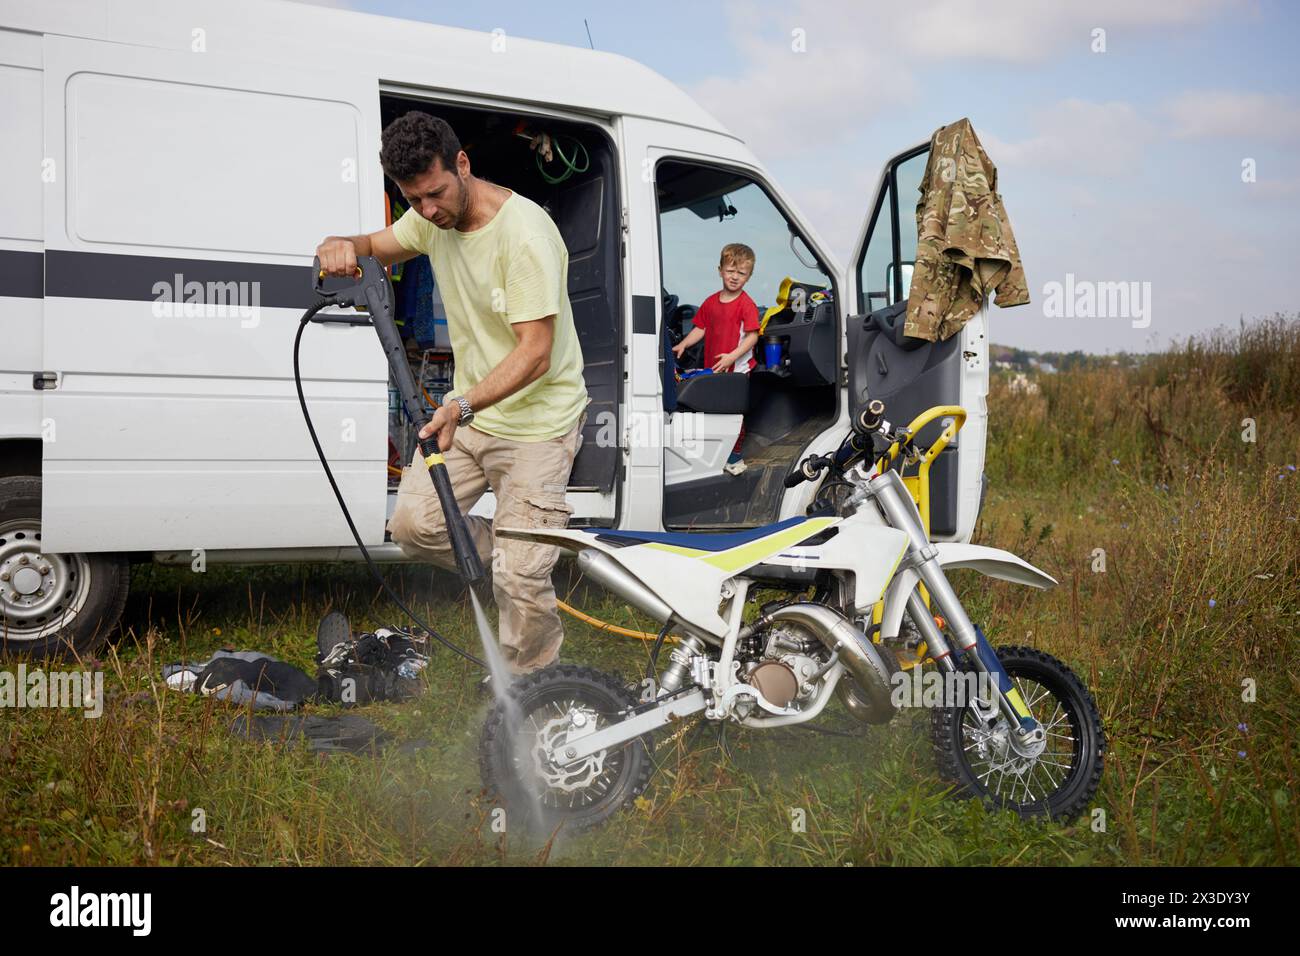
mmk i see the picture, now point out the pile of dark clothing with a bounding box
[160,612,432,754]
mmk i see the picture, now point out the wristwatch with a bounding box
[453,396,475,427]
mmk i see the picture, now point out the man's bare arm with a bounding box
[463,317,555,411]
[315,226,416,275]
[417,317,556,448]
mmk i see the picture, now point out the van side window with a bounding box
[857,148,927,313]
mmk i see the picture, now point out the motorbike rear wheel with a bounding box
[930,645,1104,821]
[479,664,654,832]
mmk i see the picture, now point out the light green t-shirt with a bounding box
[391,190,587,442]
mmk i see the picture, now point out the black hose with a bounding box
[294,305,484,668]
[646,620,672,682]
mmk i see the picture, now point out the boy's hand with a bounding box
[711,352,736,373]
[672,341,687,359]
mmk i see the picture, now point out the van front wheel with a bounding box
[0,476,129,661]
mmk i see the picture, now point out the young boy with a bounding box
[672,243,759,474]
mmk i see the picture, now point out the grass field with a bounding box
[3,316,1298,866]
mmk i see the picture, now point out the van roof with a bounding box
[23,0,736,138]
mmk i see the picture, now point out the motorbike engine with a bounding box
[738,617,828,710]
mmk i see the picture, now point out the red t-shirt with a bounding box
[693,290,761,372]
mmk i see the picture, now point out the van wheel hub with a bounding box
[0,520,90,631]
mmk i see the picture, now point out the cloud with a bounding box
[676,0,1287,353]
[281,0,360,9]
[977,99,1155,177]
[1166,90,1300,141]
[899,0,1243,62]
[688,8,919,156]
[1244,177,1300,198]
[687,0,1240,156]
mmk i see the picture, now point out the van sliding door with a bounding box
[39,36,385,553]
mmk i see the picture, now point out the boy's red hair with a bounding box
[719,243,756,270]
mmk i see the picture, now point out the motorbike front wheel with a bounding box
[930,645,1104,821]
[479,664,654,832]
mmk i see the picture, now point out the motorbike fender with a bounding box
[879,544,1057,641]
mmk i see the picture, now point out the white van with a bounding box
[0,0,989,659]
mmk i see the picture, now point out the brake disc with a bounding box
[530,706,608,794]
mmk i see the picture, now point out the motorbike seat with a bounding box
[588,515,809,552]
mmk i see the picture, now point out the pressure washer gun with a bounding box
[311,255,485,585]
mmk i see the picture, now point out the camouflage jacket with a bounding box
[904,118,1029,342]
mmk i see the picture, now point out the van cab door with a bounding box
[39,35,386,553]
[845,142,989,543]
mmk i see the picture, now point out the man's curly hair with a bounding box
[380,112,462,182]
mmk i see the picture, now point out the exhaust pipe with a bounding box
[576,549,673,623]
[574,555,895,722]
[765,603,897,724]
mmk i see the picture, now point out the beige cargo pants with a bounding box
[386,411,584,674]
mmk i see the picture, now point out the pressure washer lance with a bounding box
[295,255,485,667]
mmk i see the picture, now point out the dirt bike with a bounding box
[481,400,1105,831]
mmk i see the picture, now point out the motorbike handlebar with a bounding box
[783,454,831,488]
[785,399,890,489]
[853,398,887,435]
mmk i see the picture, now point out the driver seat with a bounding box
[674,372,750,414]
[661,289,750,415]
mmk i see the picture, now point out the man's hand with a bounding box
[315,237,360,277]
[314,228,416,273]
[418,403,458,452]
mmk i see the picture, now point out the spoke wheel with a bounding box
[931,645,1104,821]
[480,664,654,832]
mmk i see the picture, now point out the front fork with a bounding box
[869,470,1045,752]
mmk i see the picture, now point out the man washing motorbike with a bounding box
[315,112,588,675]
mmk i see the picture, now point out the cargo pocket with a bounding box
[513,492,574,578]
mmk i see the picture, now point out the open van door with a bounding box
[845,141,989,543]
[39,36,386,553]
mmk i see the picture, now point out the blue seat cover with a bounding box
[583,515,808,553]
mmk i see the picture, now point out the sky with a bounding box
[299,0,1300,354]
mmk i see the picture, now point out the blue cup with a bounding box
[764,338,782,370]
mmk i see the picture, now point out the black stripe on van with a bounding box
[32,250,317,308]
[0,250,44,298]
[46,250,316,308]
